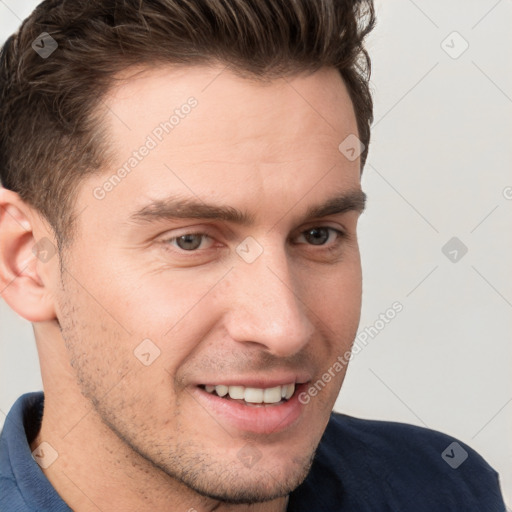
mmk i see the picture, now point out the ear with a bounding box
[0,187,58,322]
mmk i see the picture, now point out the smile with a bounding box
[201,383,295,405]
[194,381,308,434]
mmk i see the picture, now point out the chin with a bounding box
[153,444,316,506]
[184,462,313,505]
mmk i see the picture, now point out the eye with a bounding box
[164,233,214,251]
[295,227,344,246]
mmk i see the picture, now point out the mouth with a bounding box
[193,380,309,434]
[199,383,296,406]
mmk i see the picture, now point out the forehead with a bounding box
[102,63,357,157]
[79,64,360,230]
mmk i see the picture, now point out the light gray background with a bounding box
[1,0,511,506]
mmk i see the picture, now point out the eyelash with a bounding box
[162,227,346,254]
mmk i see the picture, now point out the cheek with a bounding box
[57,276,180,430]
[55,256,158,397]
[56,283,131,394]
[305,258,362,334]
[85,252,225,337]
[58,267,222,401]
[336,267,363,332]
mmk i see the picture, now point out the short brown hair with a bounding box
[0,0,375,248]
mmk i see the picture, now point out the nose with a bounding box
[222,243,315,357]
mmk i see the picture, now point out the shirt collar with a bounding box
[0,392,71,511]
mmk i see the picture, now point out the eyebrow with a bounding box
[129,189,366,226]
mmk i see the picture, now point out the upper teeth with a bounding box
[204,383,295,403]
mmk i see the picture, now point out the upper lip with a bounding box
[196,373,312,389]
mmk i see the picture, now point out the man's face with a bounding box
[54,65,363,502]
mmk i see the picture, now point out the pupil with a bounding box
[177,234,202,250]
[305,227,329,245]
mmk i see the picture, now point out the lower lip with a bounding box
[192,384,307,435]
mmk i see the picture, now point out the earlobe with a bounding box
[0,187,57,322]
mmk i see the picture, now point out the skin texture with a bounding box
[0,64,363,511]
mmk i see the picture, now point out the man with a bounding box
[0,0,506,510]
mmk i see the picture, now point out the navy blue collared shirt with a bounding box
[0,392,506,511]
